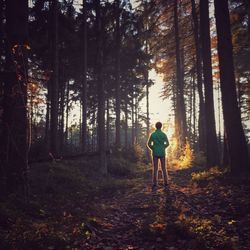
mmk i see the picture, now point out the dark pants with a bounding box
[152,156,168,185]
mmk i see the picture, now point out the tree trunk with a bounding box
[91,110,96,152]
[173,0,187,150]
[106,98,110,148]
[44,84,51,148]
[217,86,222,161]
[214,0,249,172]
[0,0,3,38]
[50,0,59,157]
[191,0,206,152]
[188,74,193,138]
[81,0,87,152]
[222,131,229,167]
[124,92,128,150]
[146,74,150,139]
[192,71,196,146]
[200,0,219,166]
[180,48,187,136]
[0,0,4,78]
[245,0,250,42]
[65,80,70,145]
[4,0,28,192]
[0,2,3,156]
[95,0,107,174]
[115,0,121,148]
[146,80,150,159]
[59,81,65,153]
[144,1,150,158]
[145,34,150,141]
[172,76,178,151]
[135,95,138,145]
[131,88,135,146]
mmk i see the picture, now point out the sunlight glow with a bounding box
[141,69,174,127]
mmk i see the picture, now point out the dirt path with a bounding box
[77,168,250,250]
[80,171,205,250]
[2,165,249,249]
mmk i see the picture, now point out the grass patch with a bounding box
[191,167,226,186]
[0,155,146,249]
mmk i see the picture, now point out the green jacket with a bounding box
[147,129,169,157]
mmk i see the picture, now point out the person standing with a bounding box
[147,122,169,190]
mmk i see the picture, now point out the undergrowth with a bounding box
[0,156,146,249]
[191,166,227,187]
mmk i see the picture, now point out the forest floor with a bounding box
[0,158,250,250]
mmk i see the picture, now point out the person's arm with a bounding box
[147,134,154,150]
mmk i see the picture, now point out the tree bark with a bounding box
[4,0,29,192]
[200,0,219,166]
[134,95,139,145]
[95,0,107,174]
[222,131,229,167]
[180,48,187,136]
[115,0,121,148]
[146,71,150,140]
[145,21,150,141]
[106,98,110,148]
[50,0,59,156]
[217,86,222,161]
[192,71,196,146]
[59,81,65,153]
[131,87,135,146]
[44,83,51,149]
[188,74,193,138]
[173,0,187,150]
[214,0,249,172]
[91,109,96,152]
[191,0,206,152]
[124,92,128,150]
[81,0,87,152]
[245,0,250,42]
[65,80,70,145]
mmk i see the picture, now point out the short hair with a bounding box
[155,122,162,129]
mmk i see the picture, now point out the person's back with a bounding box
[149,129,168,157]
[147,122,169,190]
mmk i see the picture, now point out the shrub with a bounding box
[178,141,194,169]
[168,140,194,169]
[191,166,226,185]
